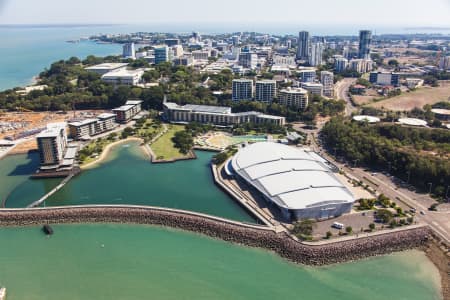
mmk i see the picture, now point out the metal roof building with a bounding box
[229,142,355,220]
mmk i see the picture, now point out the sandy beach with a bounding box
[81,137,146,170]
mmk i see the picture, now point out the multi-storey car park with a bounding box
[227,142,355,220]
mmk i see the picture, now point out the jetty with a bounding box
[27,172,76,208]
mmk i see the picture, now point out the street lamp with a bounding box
[428,183,433,194]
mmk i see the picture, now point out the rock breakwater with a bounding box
[0,206,432,266]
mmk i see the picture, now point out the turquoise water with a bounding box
[0,224,442,300]
[0,152,60,205]
[5,142,256,223]
[0,26,122,91]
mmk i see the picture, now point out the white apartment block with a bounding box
[309,42,324,67]
[301,82,324,96]
[320,71,334,97]
[278,88,309,110]
[68,113,116,140]
[36,123,68,166]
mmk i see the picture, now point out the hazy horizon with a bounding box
[1,0,449,28]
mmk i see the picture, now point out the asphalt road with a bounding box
[311,133,450,243]
[334,78,357,116]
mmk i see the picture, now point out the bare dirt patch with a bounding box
[368,81,450,111]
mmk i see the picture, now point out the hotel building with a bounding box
[36,123,68,167]
[112,100,143,123]
[163,102,285,126]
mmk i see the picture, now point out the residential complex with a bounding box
[301,82,324,96]
[232,79,253,101]
[68,113,116,140]
[320,71,334,97]
[278,88,309,110]
[358,30,372,59]
[154,46,170,64]
[297,69,316,82]
[238,52,258,69]
[309,42,324,67]
[255,80,277,103]
[369,71,400,86]
[36,123,68,167]
[123,43,136,59]
[163,102,285,126]
[112,100,143,123]
[297,31,310,61]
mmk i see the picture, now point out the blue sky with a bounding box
[1,0,449,27]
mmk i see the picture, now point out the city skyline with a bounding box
[0,0,450,27]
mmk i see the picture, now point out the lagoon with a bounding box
[5,142,256,223]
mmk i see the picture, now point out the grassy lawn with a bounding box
[134,119,163,143]
[79,137,113,166]
[151,124,188,160]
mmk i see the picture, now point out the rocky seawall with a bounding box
[0,206,432,266]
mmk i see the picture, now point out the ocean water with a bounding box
[5,142,256,223]
[0,25,123,91]
[1,23,449,91]
[0,224,442,300]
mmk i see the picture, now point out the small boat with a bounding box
[0,287,6,300]
[42,224,54,235]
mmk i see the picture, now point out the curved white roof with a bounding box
[231,142,354,210]
[431,108,450,116]
[398,118,427,127]
[353,115,380,123]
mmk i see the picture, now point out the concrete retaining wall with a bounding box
[0,205,431,266]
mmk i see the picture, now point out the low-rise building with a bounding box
[297,69,316,83]
[68,113,116,140]
[101,68,145,86]
[163,102,285,126]
[369,71,400,86]
[278,87,309,110]
[349,59,373,73]
[85,63,129,75]
[302,82,324,96]
[405,78,424,89]
[112,100,143,123]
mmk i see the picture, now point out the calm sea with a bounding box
[1,23,448,91]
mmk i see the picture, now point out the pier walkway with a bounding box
[27,172,76,208]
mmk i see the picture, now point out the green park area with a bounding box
[150,124,190,160]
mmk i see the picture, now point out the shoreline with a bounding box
[80,137,145,169]
[0,205,433,264]
[0,206,446,298]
